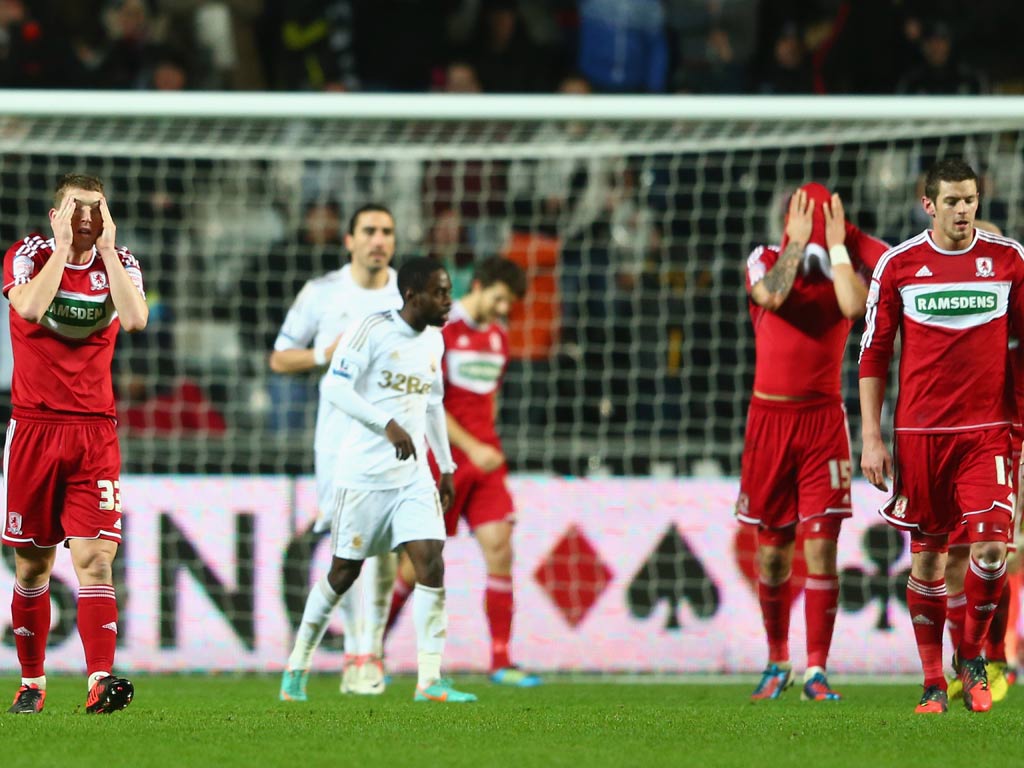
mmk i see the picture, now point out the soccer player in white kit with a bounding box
[274,204,402,700]
[319,257,475,702]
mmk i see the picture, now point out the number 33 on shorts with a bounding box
[98,480,122,512]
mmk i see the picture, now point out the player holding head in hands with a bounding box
[386,257,539,686]
[274,204,403,701]
[738,182,888,702]
[3,174,148,714]
[304,257,475,702]
[860,158,1024,714]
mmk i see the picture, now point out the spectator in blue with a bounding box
[577,0,669,93]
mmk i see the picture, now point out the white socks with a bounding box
[288,577,342,670]
[414,584,447,687]
[361,553,397,659]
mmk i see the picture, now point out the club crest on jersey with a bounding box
[892,495,908,519]
[7,511,22,536]
[89,270,108,291]
[490,332,502,352]
[976,257,995,278]
[734,492,750,517]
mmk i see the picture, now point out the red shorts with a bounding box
[736,399,852,542]
[429,452,514,536]
[2,415,122,548]
[882,428,1013,552]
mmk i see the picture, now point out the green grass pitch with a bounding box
[2,675,1023,767]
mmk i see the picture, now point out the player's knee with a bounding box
[972,542,1007,571]
[74,551,114,584]
[14,555,53,587]
[758,548,791,583]
[482,539,513,574]
[415,552,445,588]
[327,558,362,595]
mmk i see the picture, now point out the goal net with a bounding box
[1,93,1022,673]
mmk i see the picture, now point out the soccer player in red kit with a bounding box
[942,220,1018,704]
[738,182,888,702]
[387,257,538,685]
[860,158,1024,714]
[3,174,148,714]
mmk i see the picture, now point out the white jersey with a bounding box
[273,264,401,456]
[322,310,445,490]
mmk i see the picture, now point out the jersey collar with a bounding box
[925,228,979,255]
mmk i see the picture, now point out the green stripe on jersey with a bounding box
[914,290,998,316]
[45,296,107,326]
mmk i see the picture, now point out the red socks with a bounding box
[11,581,50,678]
[907,576,947,689]
[758,579,791,663]
[804,576,839,669]
[77,585,118,677]
[946,591,966,653]
[485,574,514,671]
[960,558,1008,660]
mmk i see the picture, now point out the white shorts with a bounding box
[329,472,445,559]
[312,449,334,533]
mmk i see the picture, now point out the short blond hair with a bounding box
[53,173,104,209]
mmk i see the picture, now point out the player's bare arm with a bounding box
[8,196,75,323]
[437,472,455,512]
[96,197,148,332]
[385,419,417,461]
[445,411,504,472]
[750,188,813,311]
[824,193,868,319]
[269,333,343,374]
[859,376,893,492]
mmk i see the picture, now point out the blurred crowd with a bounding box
[1,0,1022,95]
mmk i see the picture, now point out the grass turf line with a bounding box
[0,675,1021,768]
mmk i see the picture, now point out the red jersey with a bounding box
[860,228,1024,433]
[441,302,508,457]
[3,234,145,418]
[746,223,888,399]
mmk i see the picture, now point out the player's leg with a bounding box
[385,550,416,636]
[313,458,364,694]
[942,542,970,699]
[737,400,799,700]
[793,402,854,700]
[954,430,1014,712]
[281,486,364,701]
[750,529,796,700]
[353,552,397,694]
[393,475,475,702]
[907,539,950,713]
[4,417,61,713]
[68,538,133,714]
[403,539,474,702]
[7,546,56,714]
[983,577,1012,702]
[801,522,842,701]
[63,420,133,713]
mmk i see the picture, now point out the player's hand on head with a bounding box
[785,188,814,245]
[385,419,417,461]
[824,193,847,249]
[50,195,75,250]
[469,443,505,473]
[438,473,455,512]
[97,197,117,251]
[860,439,893,492]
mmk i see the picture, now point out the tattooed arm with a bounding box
[750,188,814,312]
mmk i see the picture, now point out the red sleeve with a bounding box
[847,223,889,273]
[3,236,44,296]
[1010,246,1024,341]
[859,251,899,379]
[746,245,778,293]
